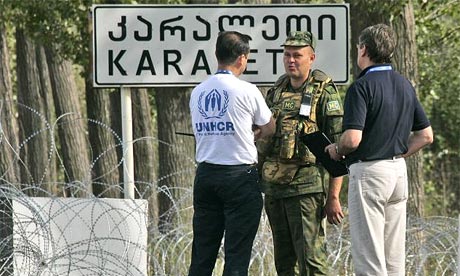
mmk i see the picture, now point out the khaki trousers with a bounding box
[348,158,408,276]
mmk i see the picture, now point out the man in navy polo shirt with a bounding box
[325,24,433,275]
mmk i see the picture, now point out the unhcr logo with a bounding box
[198,89,229,119]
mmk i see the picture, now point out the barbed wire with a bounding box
[0,100,458,275]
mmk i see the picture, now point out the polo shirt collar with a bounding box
[359,64,393,78]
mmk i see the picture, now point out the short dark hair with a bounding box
[215,31,251,65]
[358,24,396,63]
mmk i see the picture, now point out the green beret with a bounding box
[281,31,316,51]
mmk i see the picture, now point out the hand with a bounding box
[324,197,344,225]
[253,125,262,141]
[325,143,343,161]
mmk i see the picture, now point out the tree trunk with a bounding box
[35,44,60,196]
[85,0,121,198]
[349,2,386,78]
[110,90,124,186]
[85,83,121,198]
[131,88,158,231]
[16,29,57,196]
[155,87,195,233]
[0,26,19,185]
[45,47,92,197]
[392,3,426,274]
[391,2,425,219]
[0,25,16,276]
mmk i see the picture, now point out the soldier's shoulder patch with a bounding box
[326,100,340,112]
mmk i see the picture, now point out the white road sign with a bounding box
[92,4,350,87]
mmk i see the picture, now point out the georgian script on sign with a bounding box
[92,5,350,87]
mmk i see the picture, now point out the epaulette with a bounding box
[310,69,331,83]
[310,69,336,95]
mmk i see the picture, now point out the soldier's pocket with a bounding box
[262,161,299,184]
[297,142,316,164]
[279,120,297,159]
[256,136,273,156]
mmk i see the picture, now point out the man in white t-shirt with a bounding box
[188,31,275,276]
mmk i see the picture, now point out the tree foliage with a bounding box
[415,0,460,148]
[1,0,91,67]
[414,0,460,216]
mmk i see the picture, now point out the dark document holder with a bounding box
[301,132,348,177]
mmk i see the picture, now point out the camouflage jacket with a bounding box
[258,70,344,198]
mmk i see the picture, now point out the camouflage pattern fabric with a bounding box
[265,193,328,276]
[258,69,343,199]
[281,31,317,50]
[261,161,298,184]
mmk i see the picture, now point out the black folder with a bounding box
[301,131,348,177]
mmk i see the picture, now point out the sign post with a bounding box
[121,86,135,199]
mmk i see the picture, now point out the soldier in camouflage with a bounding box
[258,31,345,276]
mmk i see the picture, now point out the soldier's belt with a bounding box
[261,160,315,185]
[276,158,315,166]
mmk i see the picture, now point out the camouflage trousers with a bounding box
[265,193,327,276]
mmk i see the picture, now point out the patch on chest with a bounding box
[283,101,297,110]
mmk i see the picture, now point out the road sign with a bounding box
[92,4,350,87]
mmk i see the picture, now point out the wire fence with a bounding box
[0,101,458,275]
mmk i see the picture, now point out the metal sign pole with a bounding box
[121,86,135,199]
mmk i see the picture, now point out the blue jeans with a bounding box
[188,162,263,276]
